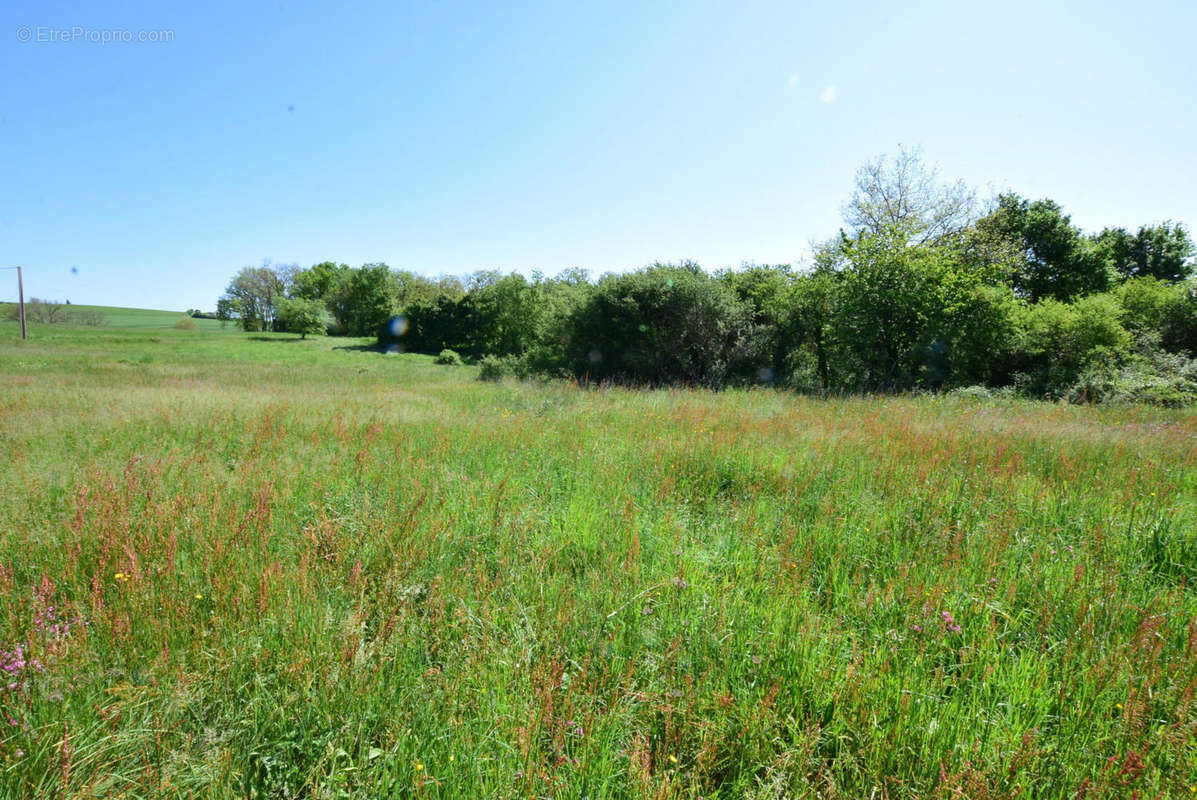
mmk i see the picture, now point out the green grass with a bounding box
[1,323,1195,798]
[2,302,231,330]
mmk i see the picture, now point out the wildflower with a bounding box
[668,754,678,764]
[194,594,203,600]
[415,762,424,771]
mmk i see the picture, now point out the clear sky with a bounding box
[2,0,1194,311]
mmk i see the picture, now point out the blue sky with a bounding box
[2,0,1194,311]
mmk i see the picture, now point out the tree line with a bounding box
[217,149,1196,404]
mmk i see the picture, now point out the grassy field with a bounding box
[2,303,229,331]
[1,321,1195,798]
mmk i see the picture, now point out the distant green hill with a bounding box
[1,302,230,330]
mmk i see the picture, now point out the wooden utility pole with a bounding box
[17,265,26,340]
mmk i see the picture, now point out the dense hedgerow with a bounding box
[212,152,1196,402]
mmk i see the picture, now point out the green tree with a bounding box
[719,264,797,383]
[1094,223,1194,283]
[290,262,349,301]
[276,297,329,339]
[219,265,285,331]
[328,264,399,337]
[831,228,959,389]
[972,194,1110,302]
[562,262,759,386]
[460,271,544,357]
[1013,294,1132,397]
[784,265,840,391]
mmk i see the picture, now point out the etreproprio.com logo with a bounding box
[16,26,175,44]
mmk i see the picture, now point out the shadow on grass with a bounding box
[247,336,310,343]
[332,343,385,353]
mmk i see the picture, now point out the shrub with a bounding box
[947,385,994,401]
[275,297,329,339]
[1014,294,1132,398]
[1069,350,1197,407]
[435,349,463,366]
[70,310,108,326]
[477,355,507,382]
[173,316,199,331]
[561,262,759,386]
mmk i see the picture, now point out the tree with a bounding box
[220,265,285,331]
[561,262,759,386]
[327,264,399,337]
[1094,222,1194,283]
[1013,295,1132,397]
[290,262,349,302]
[15,298,68,324]
[842,147,976,245]
[719,264,798,383]
[830,229,954,389]
[972,194,1110,302]
[461,272,543,357]
[276,297,329,339]
[785,262,839,391]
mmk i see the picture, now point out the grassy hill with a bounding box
[0,327,1195,797]
[1,301,230,330]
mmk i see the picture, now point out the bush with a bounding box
[435,349,463,366]
[70,310,108,326]
[1014,294,1132,397]
[561,263,759,387]
[174,316,199,331]
[947,385,994,401]
[1068,350,1197,407]
[477,355,507,382]
[275,297,329,339]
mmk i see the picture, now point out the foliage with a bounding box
[289,261,349,302]
[459,272,543,357]
[1094,222,1195,283]
[4,300,108,327]
[1013,294,1133,397]
[434,348,462,366]
[560,262,759,386]
[327,264,398,337]
[208,151,1193,404]
[173,316,199,331]
[276,297,330,339]
[829,228,1000,390]
[219,265,285,331]
[6,298,68,324]
[841,146,976,245]
[975,194,1111,301]
[476,353,507,381]
[398,295,471,353]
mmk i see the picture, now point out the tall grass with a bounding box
[1,324,1195,798]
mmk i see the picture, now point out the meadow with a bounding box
[1,321,1195,798]
[2,304,231,332]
